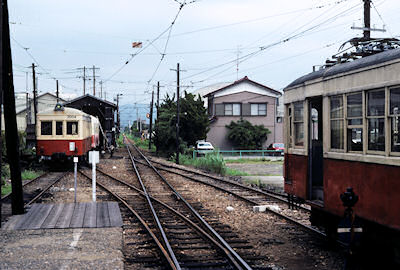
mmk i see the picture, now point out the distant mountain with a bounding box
[119,103,156,128]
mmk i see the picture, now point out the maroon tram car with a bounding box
[283,48,400,261]
[36,105,100,160]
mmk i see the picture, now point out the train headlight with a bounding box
[69,142,76,151]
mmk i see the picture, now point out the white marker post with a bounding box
[73,157,79,203]
[89,151,99,202]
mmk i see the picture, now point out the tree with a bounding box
[154,92,209,156]
[225,119,270,149]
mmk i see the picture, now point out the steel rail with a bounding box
[77,170,177,270]
[1,172,50,202]
[126,138,253,270]
[26,172,69,206]
[131,156,326,238]
[124,139,181,270]
[92,168,244,270]
[148,157,309,211]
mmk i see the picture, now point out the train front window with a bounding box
[330,95,344,150]
[390,88,400,152]
[41,121,52,135]
[67,121,78,135]
[56,121,63,135]
[367,90,385,152]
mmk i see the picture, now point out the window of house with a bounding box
[347,93,363,151]
[56,121,63,135]
[251,103,267,116]
[67,121,78,135]
[41,121,52,135]
[294,102,304,147]
[330,95,344,149]
[367,90,385,151]
[390,88,400,152]
[224,103,240,116]
[277,117,283,123]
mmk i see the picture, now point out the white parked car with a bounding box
[196,141,214,155]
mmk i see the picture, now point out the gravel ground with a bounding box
[102,148,345,269]
[226,162,283,176]
[15,148,344,270]
[0,228,123,270]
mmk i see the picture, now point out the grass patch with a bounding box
[179,152,227,175]
[1,183,11,196]
[225,168,250,176]
[1,169,43,196]
[21,170,43,181]
[118,133,156,152]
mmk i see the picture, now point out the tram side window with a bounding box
[390,88,400,152]
[294,102,304,147]
[367,90,385,151]
[347,93,363,151]
[41,121,52,135]
[287,106,293,148]
[67,121,78,135]
[56,121,63,135]
[330,95,344,149]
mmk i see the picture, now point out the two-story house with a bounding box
[203,76,283,150]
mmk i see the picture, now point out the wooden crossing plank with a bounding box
[2,215,23,230]
[13,204,41,230]
[55,203,75,228]
[83,202,97,228]
[70,203,86,228]
[41,203,65,229]
[25,204,54,229]
[108,202,123,227]
[96,202,110,228]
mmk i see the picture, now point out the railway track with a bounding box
[78,146,257,268]
[1,171,69,223]
[126,140,326,239]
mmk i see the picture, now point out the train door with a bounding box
[308,97,324,202]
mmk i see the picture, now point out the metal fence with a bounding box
[193,149,283,159]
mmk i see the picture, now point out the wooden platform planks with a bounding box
[2,202,122,230]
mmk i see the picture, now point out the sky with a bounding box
[8,0,400,106]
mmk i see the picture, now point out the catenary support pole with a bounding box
[83,66,86,95]
[363,0,371,39]
[176,63,180,164]
[149,90,154,150]
[1,0,24,215]
[156,81,160,155]
[92,65,95,96]
[56,80,59,101]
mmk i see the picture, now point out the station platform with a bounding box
[0,202,124,269]
[2,202,123,230]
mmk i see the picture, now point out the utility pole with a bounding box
[115,94,123,137]
[56,80,59,102]
[83,66,86,95]
[173,63,181,164]
[149,90,154,150]
[1,0,24,215]
[32,63,38,140]
[351,0,385,39]
[136,107,139,130]
[156,81,160,155]
[92,65,96,96]
[100,81,103,99]
[363,0,371,39]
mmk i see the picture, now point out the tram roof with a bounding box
[285,48,400,90]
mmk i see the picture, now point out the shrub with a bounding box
[179,152,226,175]
[225,119,271,149]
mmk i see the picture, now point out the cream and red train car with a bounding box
[283,49,400,252]
[36,104,100,159]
